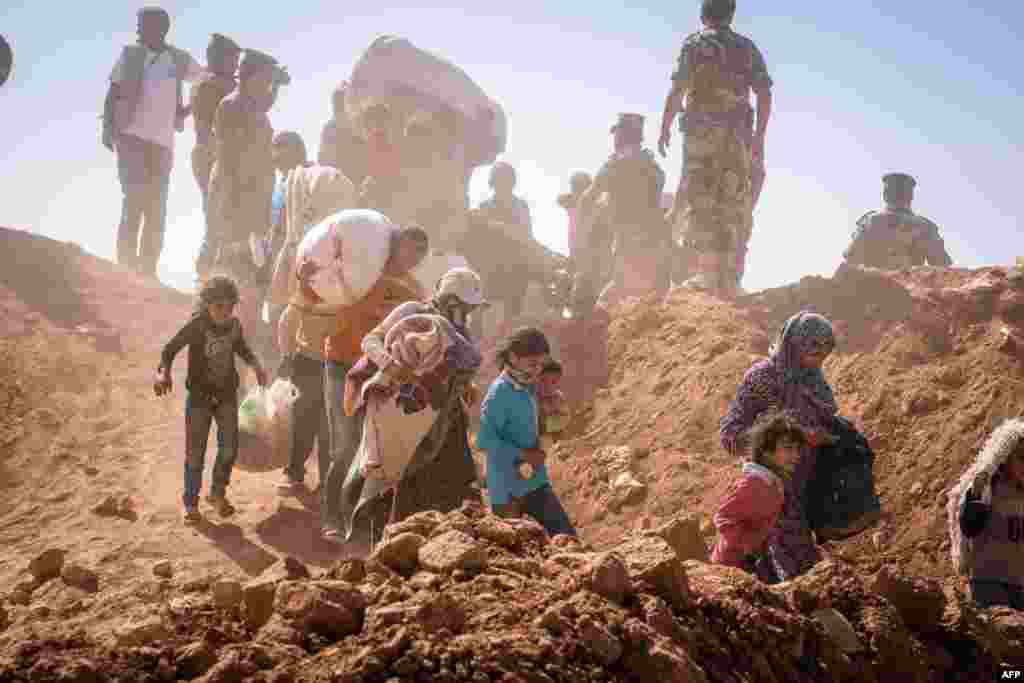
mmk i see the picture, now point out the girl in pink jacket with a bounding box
[712,410,808,581]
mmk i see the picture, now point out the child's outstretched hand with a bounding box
[154,369,172,397]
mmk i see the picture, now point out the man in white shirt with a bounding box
[102,7,203,277]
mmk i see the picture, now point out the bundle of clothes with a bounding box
[343,313,481,487]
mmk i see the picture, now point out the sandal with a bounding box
[183,506,201,524]
[322,527,345,545]
[207,495,236,517]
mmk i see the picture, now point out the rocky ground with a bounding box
[1,226,1023,680]
[3,502,1021,682]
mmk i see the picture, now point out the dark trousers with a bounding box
[116,134,173,275]
[183,391,238,507]
[494,484,576,538]
[970,580,1024,610]
[321,360,362,530]
[285,354,330,486]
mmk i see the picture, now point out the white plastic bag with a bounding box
[265,378,301,422]
[296,209,395,306]
[238,386,270,435]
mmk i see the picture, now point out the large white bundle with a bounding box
[412,250,470,296]
[346,35,507,168]
[296,209,395,306]
[269,165,357,306]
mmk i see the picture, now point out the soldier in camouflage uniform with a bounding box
[658,0,773,295]
[191,33,242,231]
[843,173,953,270]
[576,113,668,309]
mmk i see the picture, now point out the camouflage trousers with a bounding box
[679,125,754,287]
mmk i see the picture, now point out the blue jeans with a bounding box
[183,391,237,507]
[494,484,576,538]
[321,360,362,530]
[115,133,173,274]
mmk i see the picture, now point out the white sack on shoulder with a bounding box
[296,209,395,306]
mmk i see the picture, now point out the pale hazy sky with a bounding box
[1,1,1020,294]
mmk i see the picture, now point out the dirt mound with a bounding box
[0,503,1014,681]
[1,226,1022,679]
[548,265,1024,588]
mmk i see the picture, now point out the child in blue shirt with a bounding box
[476,327,576,537]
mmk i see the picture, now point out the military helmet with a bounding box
[701,0,736,22]
[882,173,916,192]
[209,33,242,55]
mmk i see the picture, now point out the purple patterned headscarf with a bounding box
[770,311,837,416]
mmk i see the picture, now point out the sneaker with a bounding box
[183,506,201,524]
[207,495,236,517]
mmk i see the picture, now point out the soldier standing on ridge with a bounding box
[575,113,668,309]
[657,0,773,296]
[191,33,242,261]
[842,173,953,270]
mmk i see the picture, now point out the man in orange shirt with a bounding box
[299,224,429,542]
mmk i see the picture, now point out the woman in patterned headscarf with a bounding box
[719,311,838,582]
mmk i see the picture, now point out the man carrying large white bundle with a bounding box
[268,155,355,494]
[293,209,428,541]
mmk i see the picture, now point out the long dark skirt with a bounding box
[341,378,481,544]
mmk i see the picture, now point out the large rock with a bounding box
[274,581,365,640]
[212,579,244,609]
[650,514,707,562]
[382,511,444,541]
[503,516,549,547]
[622,620,708,683]
[868,565,945,633]
[322,559,367,583]
[243,578,279,629]
[617,535,690,608]
[417,530,486,574]
[589,553,631,605]
[28,549,66,582]
[152,560,173,579]
[812,608,863,653]
[370,533,426,575]
[475,515,520,549]
[263,556,310,582]
[114,615,170,647]
[61,564,99,593]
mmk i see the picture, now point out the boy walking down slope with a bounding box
[155,276,268,523]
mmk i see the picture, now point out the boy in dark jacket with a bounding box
[156,276,268,523]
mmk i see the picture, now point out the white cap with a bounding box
[435,267,487,307]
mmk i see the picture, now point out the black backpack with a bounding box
[805,415,882,541]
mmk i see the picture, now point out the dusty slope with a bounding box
[1,227,1022,680]
[0,228,364,606]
